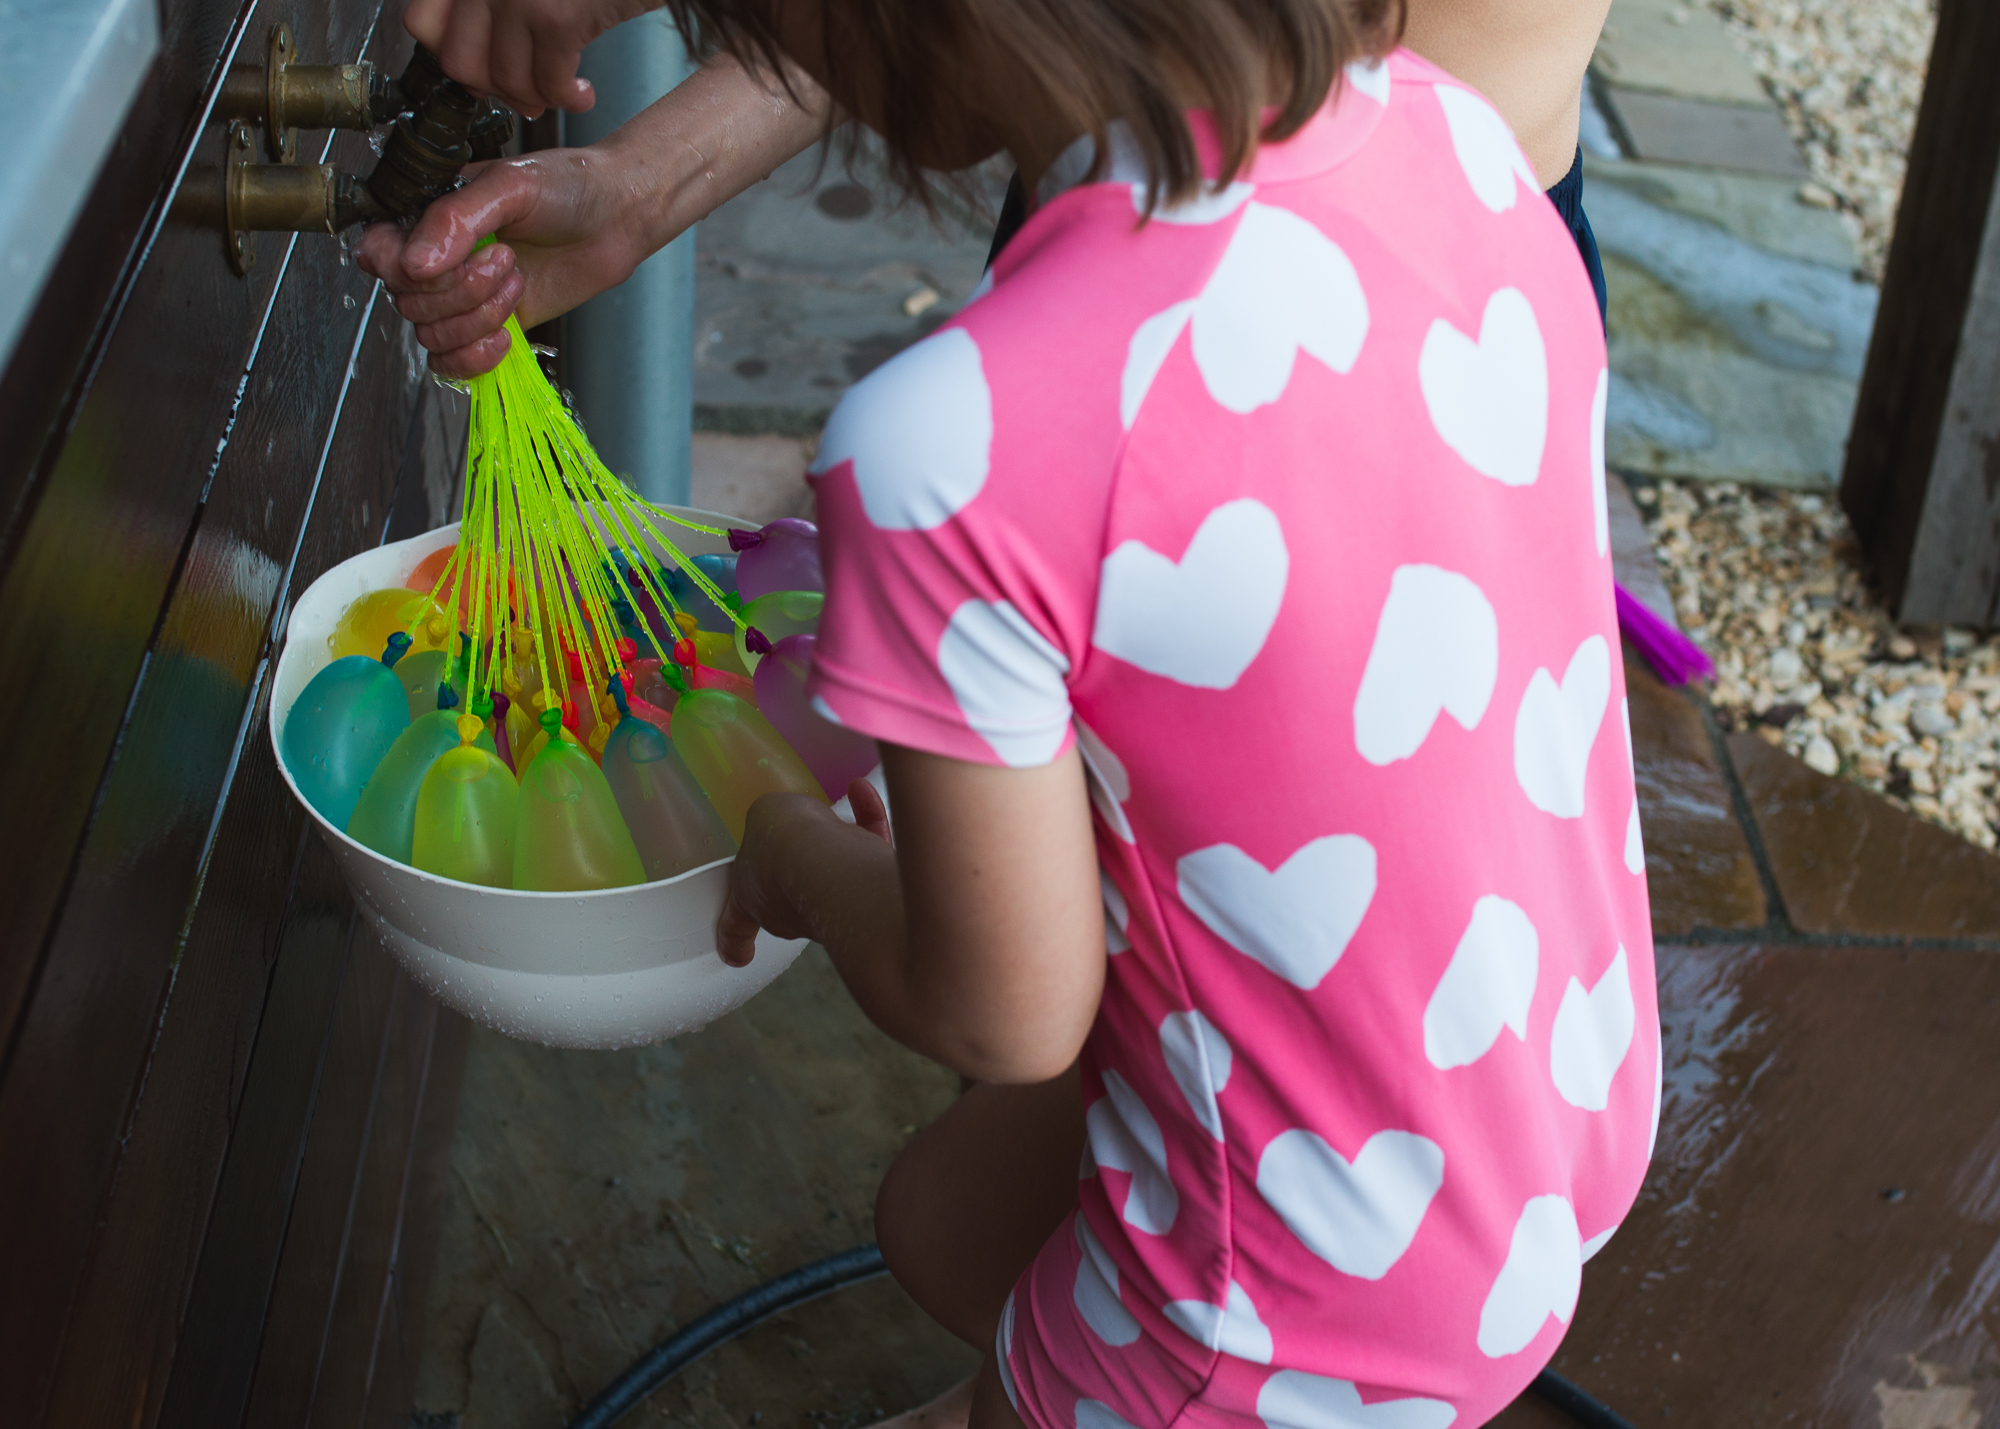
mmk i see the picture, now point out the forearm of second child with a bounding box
[727,749,1106,1084]
[596,50,828,266]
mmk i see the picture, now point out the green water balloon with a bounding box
[668,688,826,841]
[394,648,449,721]
[733,590,823,675]
[347,688,497,864]
[282,634,413,830]
[601,680,735,881]
[413,713,519,887]
[512,708,645,891]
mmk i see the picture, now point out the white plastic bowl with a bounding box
[269,509,809,1049]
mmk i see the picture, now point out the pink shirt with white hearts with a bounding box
[805,49,1658,1429]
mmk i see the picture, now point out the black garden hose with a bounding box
[566,1245,891,1429]
[564,1243,1632,1429]
[1528,1369,1638,1429]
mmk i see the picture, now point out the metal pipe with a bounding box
[563,12,698,506]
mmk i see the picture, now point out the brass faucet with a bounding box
[195,27,516,273]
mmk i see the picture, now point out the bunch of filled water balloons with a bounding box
[279,296,873,892]
[281,516,877,890]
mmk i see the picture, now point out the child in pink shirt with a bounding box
[707,4,1661,1429]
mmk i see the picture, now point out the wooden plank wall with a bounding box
[0,1,470,1424]
[1840,0,2000,628]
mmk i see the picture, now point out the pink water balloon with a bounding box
[731,519,824,602]
[751,634,879,797]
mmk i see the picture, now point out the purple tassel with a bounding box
[728,527,765,552]
[1616,582,1713,686]
[489,690,514,772]
[744,626,773,656]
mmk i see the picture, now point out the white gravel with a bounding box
[1705,0,1937,278]
[1639,478,2000,851]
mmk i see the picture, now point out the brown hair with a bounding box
[661,0,1405,214]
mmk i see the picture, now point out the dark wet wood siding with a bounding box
[0,2,468,1424]
[1841,0,2000,629]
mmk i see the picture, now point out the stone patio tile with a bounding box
[1588,158,1860,270]
[1528,943,2000,1425]
[690,432,816,526]
[692,149,1001,427]
[1587,156,1877,489]
[1728,733,2000,941]
[1600,87,1808,178]
[1593,0,1771,108]
[1628,653,1768,936]
[414,948,971,1428]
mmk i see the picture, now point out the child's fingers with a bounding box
[533,39,594,115]
[716,874,764,967]
[846,777,893,845]
[427,327,515,380]
[401,0,453,49]
[399,163,540,279]
[412,269,525,353]
[390,244,515,323]
[486,19,547,117]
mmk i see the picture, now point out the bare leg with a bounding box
[875,1065,1085,1349]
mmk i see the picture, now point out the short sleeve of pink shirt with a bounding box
[804,51,1659,1429]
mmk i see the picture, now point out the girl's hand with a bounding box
[356,52,830,379]
[717,780,892,966]
[354,149,645,378]
[402,0,664,118]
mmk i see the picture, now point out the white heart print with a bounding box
[1102,869,1132,954]
[1072,1215,1141,1346]
[1549,945,1637,1111]
[1075,718,1136,843]
[1164,1280,1273,1364]
[1120,204,1369,422]
[1477,1195,1582,1357]
[1077,1403,1141,1429]
[1435,84,1537,214]
[1256,1128,1445,1279]
[1178,836,1377,991]
[1137,183,1257,227]
[810,326,993,529]
[1353,565,1499,766]
[1513,634,1611,818]
[1257,1370,1458,1429]
[1160,1010,1233,1139]
[1423,897,1540,1071]
[1420,287,1548,487]
[1094,499,1288,690]
[1085,1070,1180,1234]
[1122,301,1198,428]
[1346,59,1392,107]
[937,600,1073,767]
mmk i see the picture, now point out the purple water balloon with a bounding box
[751,634,877,796]
[733,518,824,602]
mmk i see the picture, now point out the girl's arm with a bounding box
[355,49,826,377]
[719,745,1107,1085]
